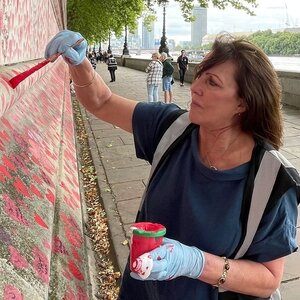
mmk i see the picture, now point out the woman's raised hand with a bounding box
[44,30,87,65]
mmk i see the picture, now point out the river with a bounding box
[268,56,300,72]
[128,52,300,72]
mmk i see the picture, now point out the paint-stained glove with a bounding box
[45,30,87,65]
[130,237,205,281]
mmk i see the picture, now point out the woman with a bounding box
[160,52,174,103]
[45,30,299,300]
[145,52,163,102]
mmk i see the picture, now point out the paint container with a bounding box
[130,222,166,279]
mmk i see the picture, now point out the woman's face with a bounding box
[189,60,245,130]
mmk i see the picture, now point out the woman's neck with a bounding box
[199,126,254,171]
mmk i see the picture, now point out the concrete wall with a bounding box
[277,70,300,108]
[117,56,300,109]
[0,1,93,299]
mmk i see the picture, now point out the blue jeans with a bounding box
[147,84,159,102]
[179,68,186,84]
[162,76,172,91]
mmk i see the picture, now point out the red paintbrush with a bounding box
[8,38,84,89]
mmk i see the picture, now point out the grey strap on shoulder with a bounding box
[150,112,191,179]
[138,112,191,211]
[219,150,282,294]
[233,150,281,259]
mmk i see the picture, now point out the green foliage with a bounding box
[248,30,300,55]
[148,0,258,22]
[67,0,258,44]
[201,43,213,51]
[199,30,300,55]
[67,0,144,43]
[143,14,157,31]
[184,0,257,20]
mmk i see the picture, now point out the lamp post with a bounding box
[107,32,112,54]
[158,0,169,55]
[123,25,130,55]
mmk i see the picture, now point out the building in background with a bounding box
[128,26,141,49]
[191,6,207,47]
[168,39,176,50]
[142,22,155,49]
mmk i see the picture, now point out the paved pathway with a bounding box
[80,62,300,299]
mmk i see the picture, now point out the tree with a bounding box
[67,0,258,44]
[67,0,144,44]
[67,0,111,42]
[146,0,258,22]
[248,30,300,56]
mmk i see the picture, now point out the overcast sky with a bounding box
[153,0,300,43]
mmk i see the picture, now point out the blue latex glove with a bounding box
[131,237,205,281]
[44,30,87,65]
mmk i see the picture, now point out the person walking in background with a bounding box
[104,51,109,64]
[145,52,163,102]
[107,54,117,82]
[177,49,189,86]
[96,51,100,63]
[88,52,97,70]
[161,52,174,103]
[45,30,299,300]
[99,51,104,63]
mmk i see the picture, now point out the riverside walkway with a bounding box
[80,62,300,299]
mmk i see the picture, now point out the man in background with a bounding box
[177,50,189,86]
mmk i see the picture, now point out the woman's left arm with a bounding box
[131,238,284,298]
[200,253,284,298]
[202,185,298,296]
[203,185,298,296]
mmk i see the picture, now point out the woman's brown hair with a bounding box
[195,33,283,150]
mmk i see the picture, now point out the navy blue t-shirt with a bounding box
[118,102,298,300]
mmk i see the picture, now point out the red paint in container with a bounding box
[130,222,166,275]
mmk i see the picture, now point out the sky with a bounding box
[153,0,300,43]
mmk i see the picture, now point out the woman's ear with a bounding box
[237,99,247,114]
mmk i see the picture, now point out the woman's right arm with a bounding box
[70,58,137,133]
[45,30,137,133]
